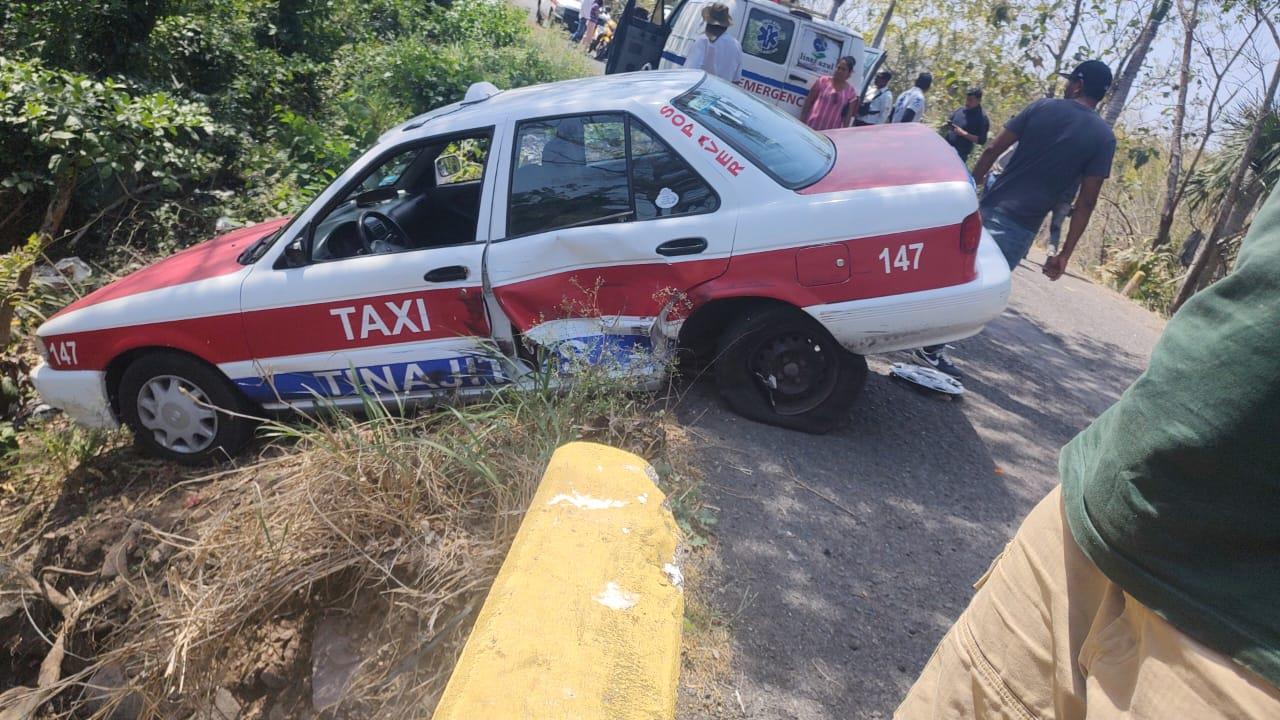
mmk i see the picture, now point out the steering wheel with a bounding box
[357,210,411,254]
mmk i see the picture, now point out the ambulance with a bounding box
[606,0,885,117]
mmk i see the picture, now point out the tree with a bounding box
[1176,104,1280,279]
[1044,0,1087,97]
[870,0,897,48]
[1101,0,1172,125]
[1153,0,1201,247]
[1156,11,1263,252]
[1173,9,1280,310]
[0,58,217,346]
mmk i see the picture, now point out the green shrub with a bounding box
[2,0,597,256]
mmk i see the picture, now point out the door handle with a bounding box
[789,74,809,83]
[424,265,469,282]
[655,237,708,256]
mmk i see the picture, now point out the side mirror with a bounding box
[435,153,465,181]
[282,237,308,268]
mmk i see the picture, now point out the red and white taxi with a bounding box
[32,72,1010,462]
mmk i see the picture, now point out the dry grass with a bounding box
[0,362,711,718]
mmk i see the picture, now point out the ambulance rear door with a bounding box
[785,18,863,102]
[734,0,809,116]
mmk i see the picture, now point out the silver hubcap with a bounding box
[136,375,218,453]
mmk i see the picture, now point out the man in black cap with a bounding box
[914,63,1114,387]
[973,60,1116,277]
[943,87,990,163]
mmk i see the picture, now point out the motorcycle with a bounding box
[589,14,616,60]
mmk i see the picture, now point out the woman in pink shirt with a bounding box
[800,56,859,131]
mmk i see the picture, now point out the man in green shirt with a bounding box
[895,187,1280,718]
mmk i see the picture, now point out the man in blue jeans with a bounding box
[915,61,1116,377]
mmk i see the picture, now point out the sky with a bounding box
[1125,8,1278,139]
[814,0,1279,144]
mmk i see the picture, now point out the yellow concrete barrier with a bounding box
[432,441,685,719]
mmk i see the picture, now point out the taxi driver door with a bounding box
[235,127,506,408]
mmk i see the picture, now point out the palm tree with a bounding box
[1174,101,1279,294]
[1182,104,1280,216]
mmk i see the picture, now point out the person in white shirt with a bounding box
[685,3,742,83]
[889,72,932,123]
[855,70,894,126]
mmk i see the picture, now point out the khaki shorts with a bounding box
[895,486,1280,720]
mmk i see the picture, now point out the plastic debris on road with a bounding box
[889,362,965,396]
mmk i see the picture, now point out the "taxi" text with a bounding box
[329,298,431,341]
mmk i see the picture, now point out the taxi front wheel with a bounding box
[118,352,255,465]
[714,307,868,434]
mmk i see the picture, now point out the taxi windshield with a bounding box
[673,76,834,190]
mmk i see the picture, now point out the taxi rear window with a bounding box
[673,76,834,190]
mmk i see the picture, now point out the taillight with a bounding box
[959,211,981,253]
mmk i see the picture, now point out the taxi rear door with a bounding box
[482,110,735,363]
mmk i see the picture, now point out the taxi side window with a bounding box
[508,114,718,237]
[509,114,631,237]
[742,9,795,65]
[629,120,719,220]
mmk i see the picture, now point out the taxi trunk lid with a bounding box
[798,123,982,290]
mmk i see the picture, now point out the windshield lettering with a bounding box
[673,77,834,189]
[659,105,745,177]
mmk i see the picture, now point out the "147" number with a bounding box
[879,242,924,273]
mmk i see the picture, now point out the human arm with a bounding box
[842,90,858,127]
[951,120,987,144]
[1042,175,1104,280]
[799,77,821,123]
[972,128,1019,188]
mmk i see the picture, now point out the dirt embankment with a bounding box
[1,370,706,719]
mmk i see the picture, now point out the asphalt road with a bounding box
[673,251,1165,719]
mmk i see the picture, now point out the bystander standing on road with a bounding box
[914,61,1116,377]
[579,0,603,49]
[685,3,742,83]
[799,56,859,131]
[943,87,990,163]
[973,60,1115,276]
[896,184,1280,720]
[855,70,894,126]
[888,72,931,123]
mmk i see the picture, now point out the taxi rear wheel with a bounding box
[118,352,254,465]
[714,306,867,434]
